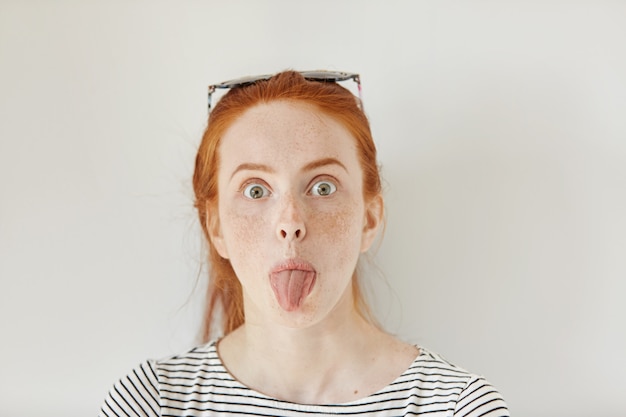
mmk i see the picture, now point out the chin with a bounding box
[271,305,323,328]
[270,298,349,331]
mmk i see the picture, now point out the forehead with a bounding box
[218,100,359,167]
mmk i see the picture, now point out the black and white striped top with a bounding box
[99,342,509,416]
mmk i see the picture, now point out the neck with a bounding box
[216,285,418,405]
[246,306,376,361]
[218,307,386,404]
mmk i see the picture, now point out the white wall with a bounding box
[1,1,625,415]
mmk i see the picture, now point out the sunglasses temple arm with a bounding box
[207,86,216,113]
[355,76,364,110]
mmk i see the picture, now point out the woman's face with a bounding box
[209,100,381,329]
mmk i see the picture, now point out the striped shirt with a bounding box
[99,341,509,416]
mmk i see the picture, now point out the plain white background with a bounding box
[1,1,625,415]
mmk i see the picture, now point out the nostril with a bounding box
[279,228,302,239]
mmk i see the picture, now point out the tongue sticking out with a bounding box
[270,269,316,311]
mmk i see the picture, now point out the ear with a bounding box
[360,194,384,253]
[206,209,229,259]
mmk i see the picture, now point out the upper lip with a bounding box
[270,258,316,274]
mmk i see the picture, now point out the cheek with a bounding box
[317,210,358,239]
[222,212,268,253]
[311,204,364,255]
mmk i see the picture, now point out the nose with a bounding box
[276,195,306,242]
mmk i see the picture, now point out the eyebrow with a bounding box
[230,157,348,180]
[230,163,275,180]
[302,157,348,173]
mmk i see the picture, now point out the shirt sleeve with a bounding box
[453,376,510,417]
[99,360,161,417]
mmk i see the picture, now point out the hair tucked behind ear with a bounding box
[193,70,382,342]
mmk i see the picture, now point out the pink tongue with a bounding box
[270,270,315,311]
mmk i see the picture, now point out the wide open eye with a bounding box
[310,180,337,197]
[243,183,270,199]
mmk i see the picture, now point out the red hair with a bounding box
[193,71,382,342]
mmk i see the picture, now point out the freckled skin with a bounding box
[210,100,377,329]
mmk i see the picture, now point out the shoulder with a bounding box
[151,341,235,385]
[153,341,219,374]
[99,342,238,417]
[99,359,161,417]
[393,346,510,417]
[403,346,477,388]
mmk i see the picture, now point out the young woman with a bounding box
[100,70,509,416]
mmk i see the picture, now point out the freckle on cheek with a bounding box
[322,204,358,236]
[316,207,361,261]
[226,213,262,252]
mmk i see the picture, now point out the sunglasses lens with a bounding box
[300,71,357,82]
[216,74,272,89]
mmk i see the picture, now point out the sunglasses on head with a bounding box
[207,70,362,113]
